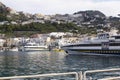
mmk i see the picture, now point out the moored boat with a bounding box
[61,29,120,56]
[22,41,48,51]
[9,47,19,51]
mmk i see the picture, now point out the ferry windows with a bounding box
[65,44,101,47]
[115,36,120,39]
[110,43,120,46]
[112,36,120,39]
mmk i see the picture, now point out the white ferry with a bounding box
[61,30,120,56]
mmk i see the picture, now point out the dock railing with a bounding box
[0,72,82,80]
[0,68,120,80]
[83,68,120,80]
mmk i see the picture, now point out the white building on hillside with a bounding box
[0,39,5,47]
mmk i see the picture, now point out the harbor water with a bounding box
[0,51,120,78]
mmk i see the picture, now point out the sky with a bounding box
[0,0,120,16]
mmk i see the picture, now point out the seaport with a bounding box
[0,29,120,80]
[1,28,120,55]
[0,32,75,52]
[1,0,120,80]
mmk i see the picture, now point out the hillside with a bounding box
[0,2,10,21]
[0,2,120,37]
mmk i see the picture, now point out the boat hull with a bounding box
[62,44,120,56]
[9,47,19,51]
[64,49,120,56]
[23,46,48,52]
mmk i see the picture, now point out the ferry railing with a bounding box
[83,68,120,80]
[0,72,82,80]
[1,68,120,80]
[99,76,120,80]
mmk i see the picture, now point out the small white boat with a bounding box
[9,47,19,51]
[23,42,48,51]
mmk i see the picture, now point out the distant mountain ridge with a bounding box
[0,1,120,34]
[0,2,107,24]
[74,10,106,17]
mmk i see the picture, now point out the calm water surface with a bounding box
[0,51,120,77]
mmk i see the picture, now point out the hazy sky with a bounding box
[0,0,120,16]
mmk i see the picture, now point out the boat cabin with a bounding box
[97,33,109,39]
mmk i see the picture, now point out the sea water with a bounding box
[0,51,120,79]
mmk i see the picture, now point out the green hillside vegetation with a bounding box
[0,13,8,21]
[0,22,97,37]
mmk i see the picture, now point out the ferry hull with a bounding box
[65,49,120,56]
[62,43,120,56]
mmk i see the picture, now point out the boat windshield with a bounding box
[98,33,109,39]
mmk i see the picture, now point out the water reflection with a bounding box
[65,55,120,71]
[0,51,120,77]
[0,52,20,76]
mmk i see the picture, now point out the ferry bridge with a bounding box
[0,68,120,80]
